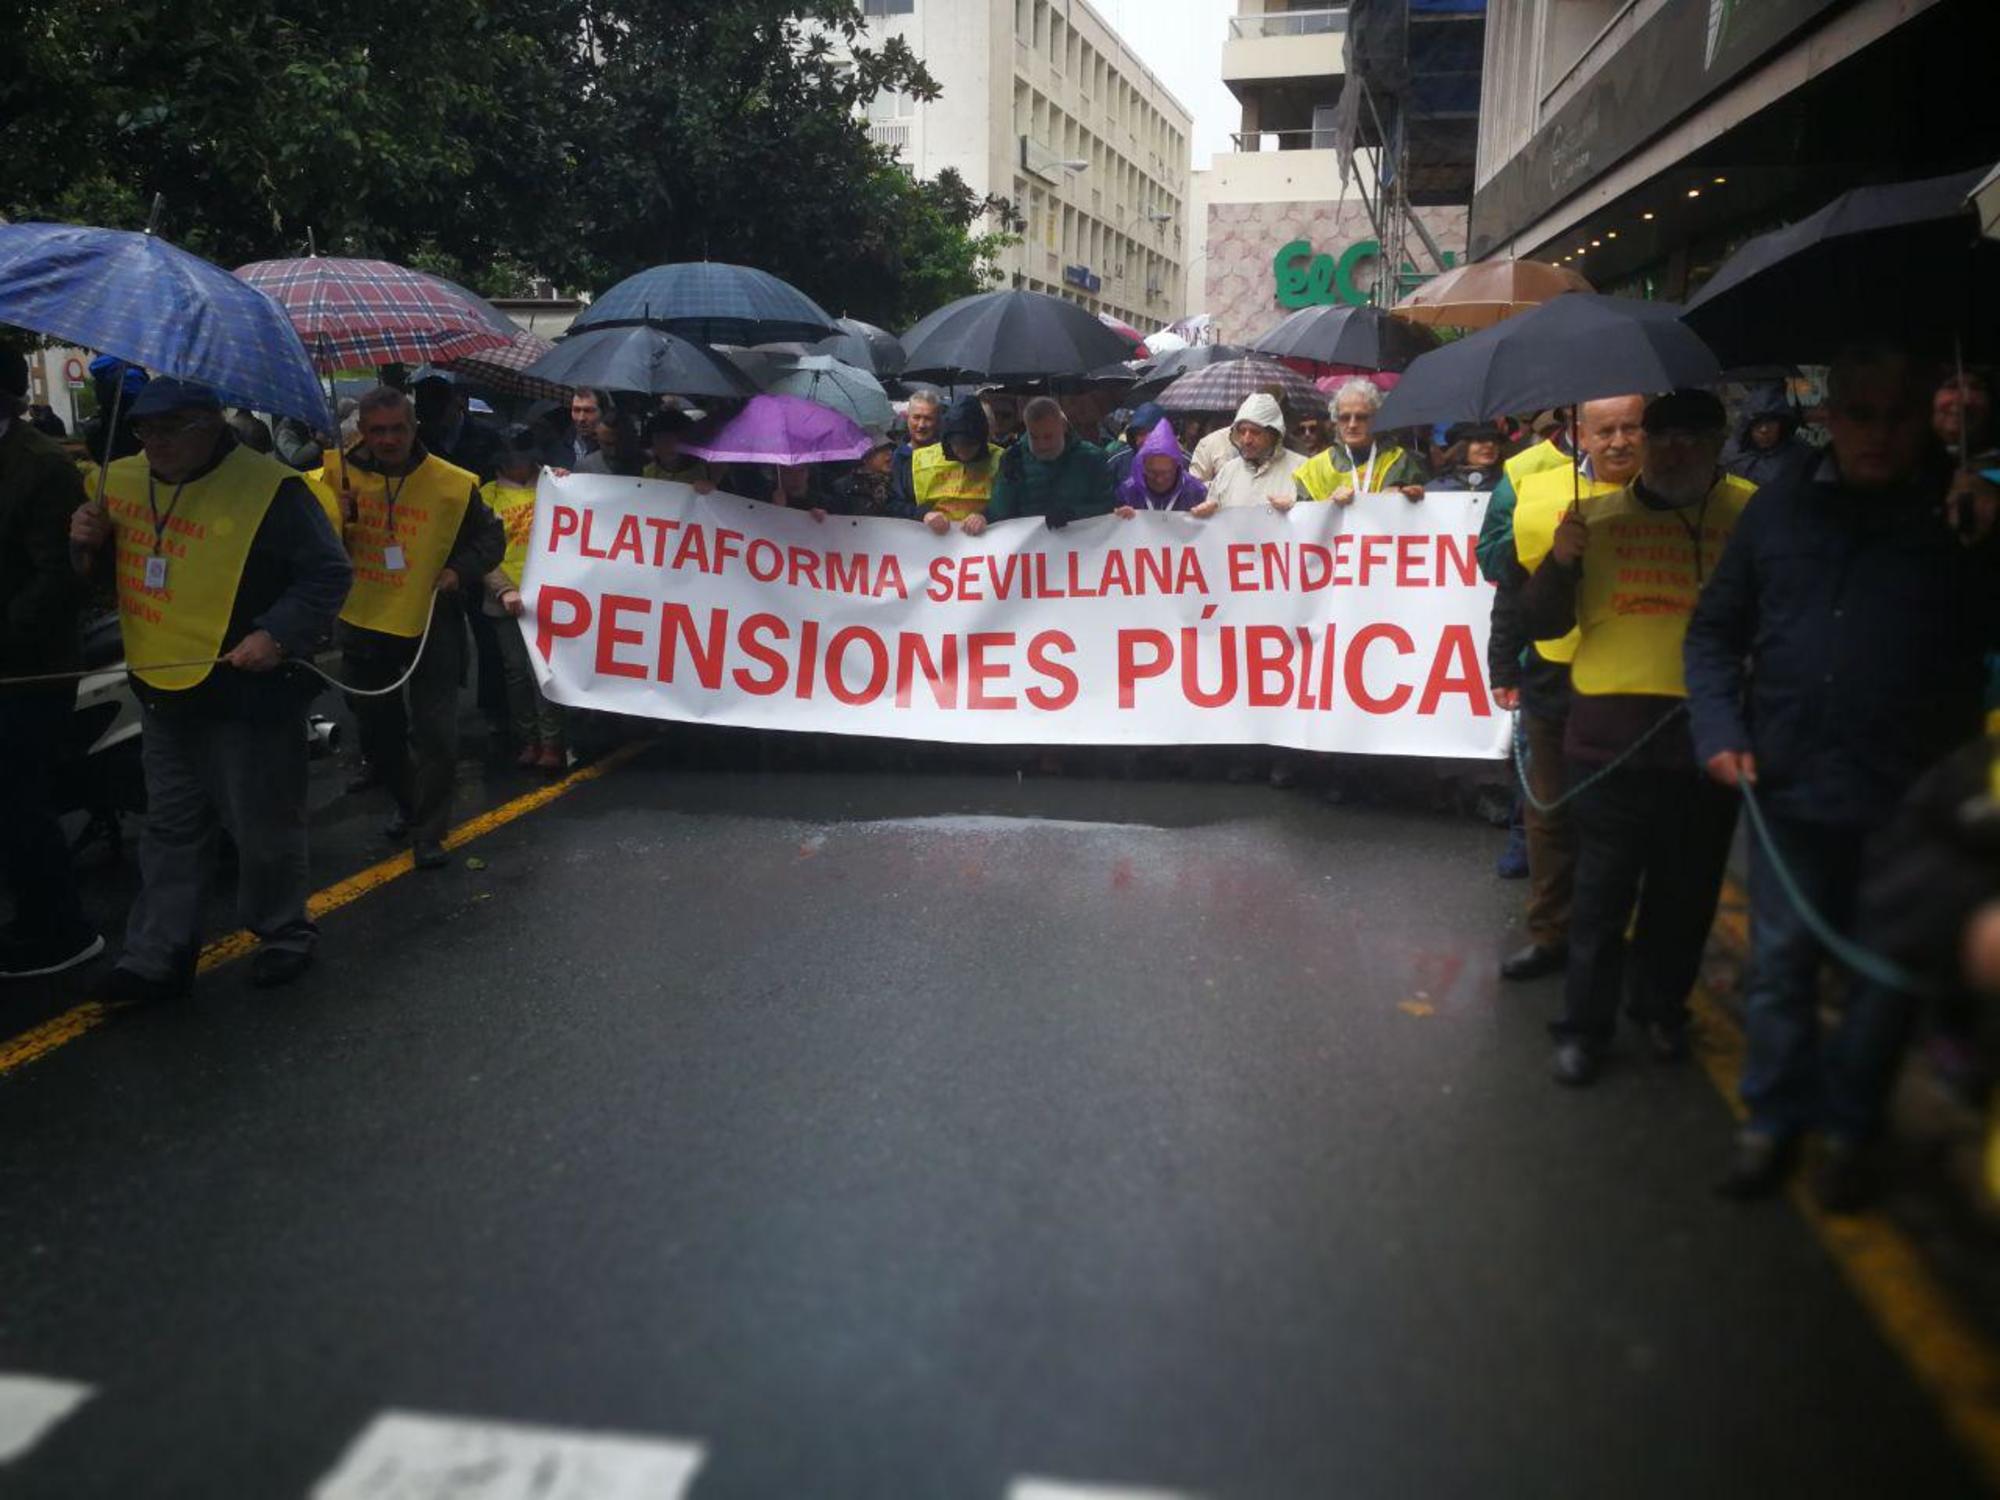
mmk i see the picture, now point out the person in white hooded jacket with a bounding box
[1195,394,1310,515]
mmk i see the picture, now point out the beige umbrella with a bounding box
[1390,258,1593,329]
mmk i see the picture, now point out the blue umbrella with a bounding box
[0,221,328,426]
[524,324,757,399]
[571,261,837,345]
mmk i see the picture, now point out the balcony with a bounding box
[1223,7,1346,90]
[867,120,910,154]
[1210,133,1350,205]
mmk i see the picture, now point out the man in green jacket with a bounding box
[988,396,1114,528]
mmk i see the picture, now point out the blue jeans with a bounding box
[1739,811,1916,1143]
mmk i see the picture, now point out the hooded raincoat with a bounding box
[1114,417,1207,512]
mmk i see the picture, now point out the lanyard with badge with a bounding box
[143,474,188,591]
[381,471,409,573]
[1342,442,1378,495]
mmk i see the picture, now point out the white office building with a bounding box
[858,0,1193,333]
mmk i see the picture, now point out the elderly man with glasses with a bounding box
[1296,378,1427,505]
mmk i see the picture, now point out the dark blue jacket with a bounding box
[1683,456,2000,827]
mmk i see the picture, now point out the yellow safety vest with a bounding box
[1503,437,1571,494]
[1570,475,1758,698]
[482,479,537,590]
[339,452,476,637]
[301,458,348,538]
[1296,442,1414,502]
[101,444,287,692]
[910,442,1001,521]
[1512,464,1624,666]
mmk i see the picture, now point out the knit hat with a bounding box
[1234,392,1285,436]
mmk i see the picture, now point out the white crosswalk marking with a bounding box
[309,1410,705,1500]
[0,1373,93,1465]
[1009,1479,1203,1500]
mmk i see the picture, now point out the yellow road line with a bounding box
[1695,879,2000,1492]
[0,743,643,1079]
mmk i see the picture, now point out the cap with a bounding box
[1643,388,1726,434]
[128,377,223,420]
[1446,420,1504,446]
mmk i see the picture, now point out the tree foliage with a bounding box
[2,0,1014,327]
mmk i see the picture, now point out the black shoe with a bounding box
[249,947,312,989]
[1715,1130,1798,1200]
[101,965,190,1010]
[0,931,106,981]
[1501,942,1567,982]
[382,811,411,842]
[413,840,450,870]
[1643,1019,1691,1063]
[1551,1038,1601,1086]
[1812,1139,1873,1215]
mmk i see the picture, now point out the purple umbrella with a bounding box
[683,393,872,465]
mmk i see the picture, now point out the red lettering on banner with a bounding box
[1359,534,1392,586]
[896,634,960,708]
[796,620,821,699]
[596,594,651,679]
[659,601,726,688]
[787,546,823,591]
[747,539,783,582]
[1246,625,1294,707]
[536,585,591,659]
[608,515,645,563]
[1345,623,1414,713]
[966,633,1016,709]
[672,525,710,573]
[1417,624,1490,716]
[827,627,889,706]
[1026,631,1079,710]
[1330,534,1354,587]
[1181,627,1237,708]
[1118,630,1172,708]
[1396,534,1427,588]
[549,506,579,548]
[579,509,611,560]
[713,529,745,573]
[733,614,790,695]
[926,557,954,602]
[1299,545,1332,592]
[644,516,681,564]
[1227,544,1256,593]
[1438,533,1479,587]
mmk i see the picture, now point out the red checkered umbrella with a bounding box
[439,329,567,399]
[234,256,515,370]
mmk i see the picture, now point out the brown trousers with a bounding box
[1522,710,1575,948]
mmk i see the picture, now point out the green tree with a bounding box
[2,0,1010,325]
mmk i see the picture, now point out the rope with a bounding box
[0,591,442,699]
[1508,707,1932,997]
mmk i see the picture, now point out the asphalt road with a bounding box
[0,744,1986,1497]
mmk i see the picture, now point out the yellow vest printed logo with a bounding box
[1511,464,1624,666]
[482,479,537,589]
[102,445,287,691]
[1296,443,1412,502]
[910,442,1001,521]
[1570,475,1757,698]
[340,453,476,637]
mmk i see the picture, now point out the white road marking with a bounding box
[0,1373,93,1464]
[1010,1479,1203,1500]
[310,1410,705,1500]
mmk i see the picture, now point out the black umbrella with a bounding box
[1129,342,1256,397]
[1376,294,1720,430]
[524,325,757,400]
[1248,305,1438,371]
[813,316,905,377]
[571,261,837,345]
[1682,168,1998,364]
[900,289,1138,383]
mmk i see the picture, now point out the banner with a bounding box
[521,473,1511,758]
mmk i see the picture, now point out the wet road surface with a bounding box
[0,749,1986,1497]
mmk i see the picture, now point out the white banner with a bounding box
[521,473,1511,757]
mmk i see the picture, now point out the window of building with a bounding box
[868,88,916,121]
[862,0,914,15]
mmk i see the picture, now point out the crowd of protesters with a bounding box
[3,338,1998,1216]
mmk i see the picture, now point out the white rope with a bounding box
[0,591,442,698]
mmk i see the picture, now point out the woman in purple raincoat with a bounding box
[1112,417,1207,515]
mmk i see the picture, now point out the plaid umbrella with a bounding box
[0,221,328,425]
[234,256,515,370]
[571,261,836,345]
[440,329,566,399]
[1156,357,1324,415]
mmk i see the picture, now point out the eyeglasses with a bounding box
[1334,412,1371,425]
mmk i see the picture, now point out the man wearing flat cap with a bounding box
[1521,388,1757,1088]
[69,378,352,1005]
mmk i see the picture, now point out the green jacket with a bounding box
[988,436,1114,526]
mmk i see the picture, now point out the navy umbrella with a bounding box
[812,317,905,377]
[1682,168,1998,364]
[571,262,836,345]
[900,289,1138,383]
[525,325,757,400]
[1376,294,1720,430]
[1248,305,1438,371]
[0,220,327,425]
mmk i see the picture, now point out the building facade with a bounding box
[859,0,1193,333]
[1470,0,1997,301]
[1192,2,1471,346]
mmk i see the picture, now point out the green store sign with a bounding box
[1273,238,1457,309]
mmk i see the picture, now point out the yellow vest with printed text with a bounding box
[482,479,538,590]
[1512,464,1624,666]
[101,444,286,692]
[339,451,476,637]
[910,442,1001,521]
[1296,442,1414,502]
[1570,475,1758,698]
